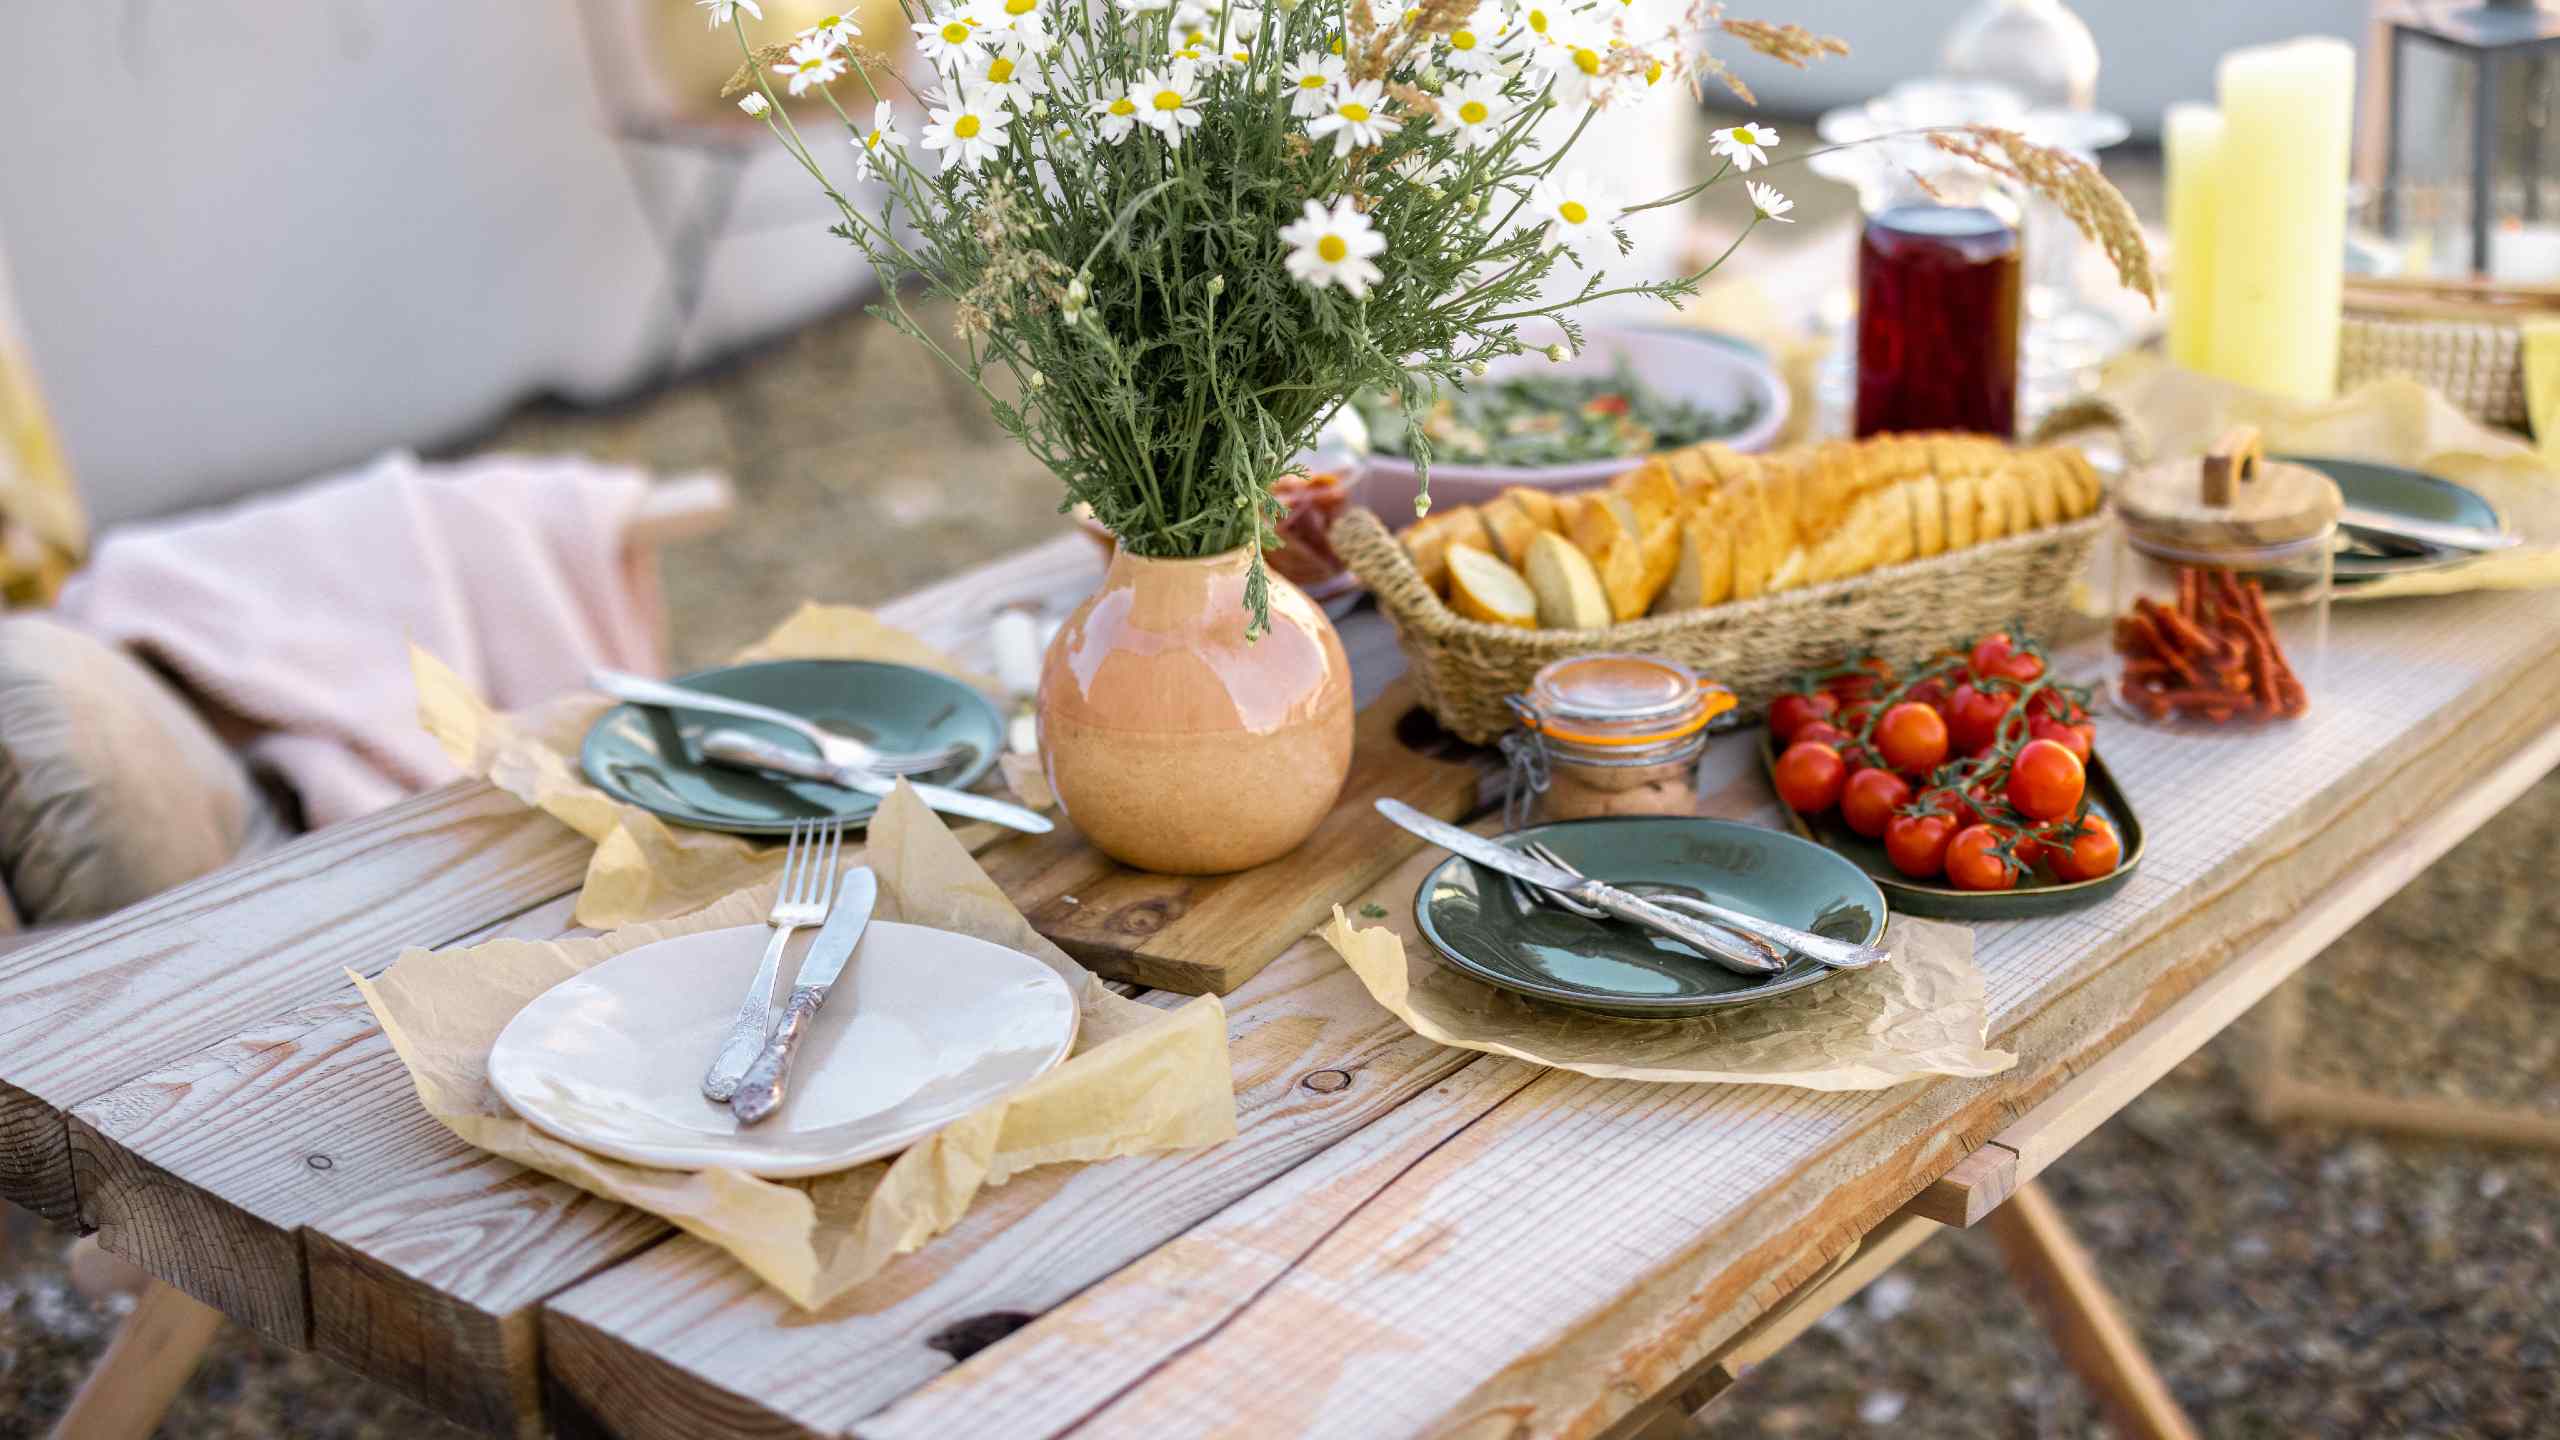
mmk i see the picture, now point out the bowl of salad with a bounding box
[1354,324,1788,523]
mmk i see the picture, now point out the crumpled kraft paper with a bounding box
[413,601,1024,929]
[351,785,1235,1309]
[2098,358,2560,601]
[1321,908,2014,1089]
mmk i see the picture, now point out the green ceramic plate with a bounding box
[1413,816,1888,1017]
[1758,734,2146,920]
[2280,453,2505,584]
[579,660,1003,836]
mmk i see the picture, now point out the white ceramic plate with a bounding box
[487,921,1079,1177]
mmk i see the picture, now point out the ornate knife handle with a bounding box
[1576,883,1791,977]
[1604,886,1891,971]
[730,987,825,1125]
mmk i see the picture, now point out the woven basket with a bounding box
[2339,313,2528,429]
[1332,402,2135,743]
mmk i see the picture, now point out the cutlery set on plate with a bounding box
[698,818,872,1125]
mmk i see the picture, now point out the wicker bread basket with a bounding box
[1332,403,2135,743]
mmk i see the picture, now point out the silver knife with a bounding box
[730,865,878,1125]
[700,729,1053,835]
[2337,505,2519,554]
[1374,799,1886,974]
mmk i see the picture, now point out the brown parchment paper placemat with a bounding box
[351,785,1235,1309]
[412,602,1025,929]
[1322,909,2014,1089]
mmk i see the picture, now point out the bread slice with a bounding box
[2018,455,2062,529]
[1725,472,1777,600]
[1611,461,1681,532]
[1569,497,1654,621]
[1480,494,1547,568]
[1445,544,1538,627]
[1908,474,1947,557]
[1524,529,1611,629]
[1501,485,1562,533]
[1653,496,1734,612]
[1943,473,1979,551]
[1400,508,1473,593]
[1973,469,2012,542]
[1665,445,1720,505]
[2000,459,2037,534]
[1765,544,1810,594]
[2052,448,2104,516]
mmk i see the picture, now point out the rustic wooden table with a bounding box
[8,532,2559,1440]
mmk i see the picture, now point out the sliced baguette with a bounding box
[1943,473,1979,551]
[1480,494,1547,568]
[1445,544,1538,628]
[1524,529,1612,629]
[1653,496,1734,612]
[1908,474,1947,557]
[1500,485,1563,533]
[1570,496,1655,621]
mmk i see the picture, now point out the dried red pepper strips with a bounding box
[2113,567,2307,723]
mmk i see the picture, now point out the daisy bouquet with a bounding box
[701,0,2139,633]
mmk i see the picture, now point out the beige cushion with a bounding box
[0,616,285,926]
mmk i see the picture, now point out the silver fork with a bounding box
[1507,841,1794,972]
[591,669,969,778]
[701,818,844,1101]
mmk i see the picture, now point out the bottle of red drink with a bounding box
[1854,200,2023,438]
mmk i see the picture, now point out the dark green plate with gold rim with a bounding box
[1413,816,1887,1017]
[1757,733,2145,920]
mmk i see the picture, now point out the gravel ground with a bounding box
[8,141,2557,1439]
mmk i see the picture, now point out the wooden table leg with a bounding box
[1984,1180,2200,1440]
[46,1279,223,1440]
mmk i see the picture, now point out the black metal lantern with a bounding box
[2379,0,2560,281]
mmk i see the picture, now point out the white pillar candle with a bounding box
[2163,102,2225,373]
[2205,38,2357,402]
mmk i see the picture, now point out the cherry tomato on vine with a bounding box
[2028,714,2095,766]
[2006,738,2087,822]
[2028,687,2087,724]
[1874,701,1950,775]
[1840,768,1912,839]
[1767,690,1838,746]
[2003,823,2048,869]
[1944,823,2022,891]
[1947,682,2013,756]
[1884,810,1956,878]
[2048,814,2123,882]
[1969,632,2043,684]
[1905,677,1952,715]
[1837,700,1876,736]
[1823,657,1895,703]
[1795,720,1851,751]
[1773,741,1848,815]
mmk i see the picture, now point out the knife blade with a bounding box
[1373,799,1886,974]
[2337,505,2519,554]
[701,729,1053,835]
[730,865,878,1125]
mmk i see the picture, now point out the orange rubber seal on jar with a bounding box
[1517,680,1737,748]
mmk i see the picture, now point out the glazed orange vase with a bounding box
[1038,545,1354,875]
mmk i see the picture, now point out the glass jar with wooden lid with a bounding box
[2109,425,2338,727]
[1500,654,1737,824]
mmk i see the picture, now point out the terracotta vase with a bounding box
[1039,545,1354,875]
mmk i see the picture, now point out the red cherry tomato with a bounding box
[2028,686,2086,724]
[1840,768,1913,839]
[1767,690,1838,746]
[2049,814,2123,882]
[1944,823,2021,891]
[1968,632,2018,678]
[1823,656,1895,702]
[2004,823,2048,869]
[1873,701,1950,776]
[1884,810,1956,878]
[1795,720,1851,751]
[1837,700,1875,736]
[2006,738,2087,822]
[2028,713,2095,766]
[1905,677,1952,715]
[1947,682,2013,756]
[1773,741,1848,815]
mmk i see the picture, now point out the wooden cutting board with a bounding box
[978,679,1486,995]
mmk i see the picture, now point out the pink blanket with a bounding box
[58,451,669,828]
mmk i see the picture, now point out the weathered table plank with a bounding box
[0,783,589,1222]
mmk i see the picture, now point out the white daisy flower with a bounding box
[912,12,988,67]
[1537,20,1613,107]
[1512,0,1560,45]
[738,92,772,117]
[919,89,1013,171]
[1710,122,1779,172]
[1532,171,1610,255]
[1280,197,1388,299]
[850,101,905,180]
[967,44,1048,110]
[1092,90,1143,143]
[1391,151,1456,187]
[797,11,862,46]
[1131,62,1204,140]
[1306,79,1399,156]
[775,36,849,95]
[698,0,763,28]
[1432,73,1509,150]
[1746,180,1794,223]
[1282,52,1346,117]
[972,0,1056,50]
[1441,8,1508,73]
